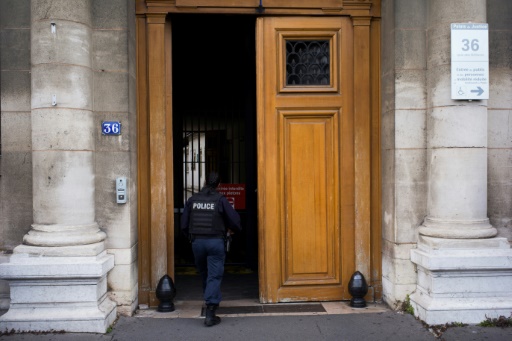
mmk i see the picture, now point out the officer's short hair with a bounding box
[206,171,221,189]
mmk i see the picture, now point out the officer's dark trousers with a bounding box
[192,238,225,305]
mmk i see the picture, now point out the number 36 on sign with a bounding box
[102,121,122,135]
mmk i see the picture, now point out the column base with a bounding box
[24,223,107,247]
[419,217,497,239]
[410,236,512,325]
[0,250,116,333]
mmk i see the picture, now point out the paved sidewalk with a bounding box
[2,301,512,340]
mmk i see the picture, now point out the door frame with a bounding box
[135,0,381,306]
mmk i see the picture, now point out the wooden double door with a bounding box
[137,2,381,306]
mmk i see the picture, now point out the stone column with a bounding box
[418,0,496,240]
[24,0,106,250]
[0,0,116,332]
[410,0,512,324]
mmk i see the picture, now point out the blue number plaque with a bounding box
[102,121,122,135]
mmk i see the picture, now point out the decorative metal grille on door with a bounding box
[286,40,330,85]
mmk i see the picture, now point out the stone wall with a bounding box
[381,0,427,306]
[487,0,512,238]
[0,0,32,251]
[0,0,32,310]
[92,0,138,316]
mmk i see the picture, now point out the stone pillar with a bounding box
[410,0,512,324]
[419,0,496,240]
[0,0,116,332]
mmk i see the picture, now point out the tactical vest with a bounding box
[188,190,226,236]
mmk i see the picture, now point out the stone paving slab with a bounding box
[2,308,512,340]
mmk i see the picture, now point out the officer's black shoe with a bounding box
[204,305,221,327]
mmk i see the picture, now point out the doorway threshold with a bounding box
[138,272,390,319]
[134,300,390,319]
[201,303,327,316]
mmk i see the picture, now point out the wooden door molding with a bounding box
[137,12,174,306]
[352,15,372,288]
[138,0,380,16]
[175,0,342,9]
[370,15,382,300]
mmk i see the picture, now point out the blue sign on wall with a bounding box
[102,121,122,135]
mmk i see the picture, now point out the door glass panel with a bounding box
[286,40,330,86]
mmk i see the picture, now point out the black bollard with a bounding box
[156,274,177,312]
[348,271,368,308]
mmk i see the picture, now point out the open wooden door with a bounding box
[257,17,355,303]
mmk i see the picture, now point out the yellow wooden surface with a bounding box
[140,0,377,16]
[353,16,372,289]
[257,17,353,302]
[164,16,175,284]
[148,13,168,307]
[176,0,342,8]
[136,15,151,305]
[137,13,174,306]
[283,112,337,284]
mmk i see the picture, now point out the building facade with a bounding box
[1,0,511,332]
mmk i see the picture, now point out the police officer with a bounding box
[180,171,241,327]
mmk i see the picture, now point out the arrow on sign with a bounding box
[471,87,484,96]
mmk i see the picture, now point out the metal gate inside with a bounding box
[171,14,258,271]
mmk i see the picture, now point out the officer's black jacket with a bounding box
[180,187,242,238]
